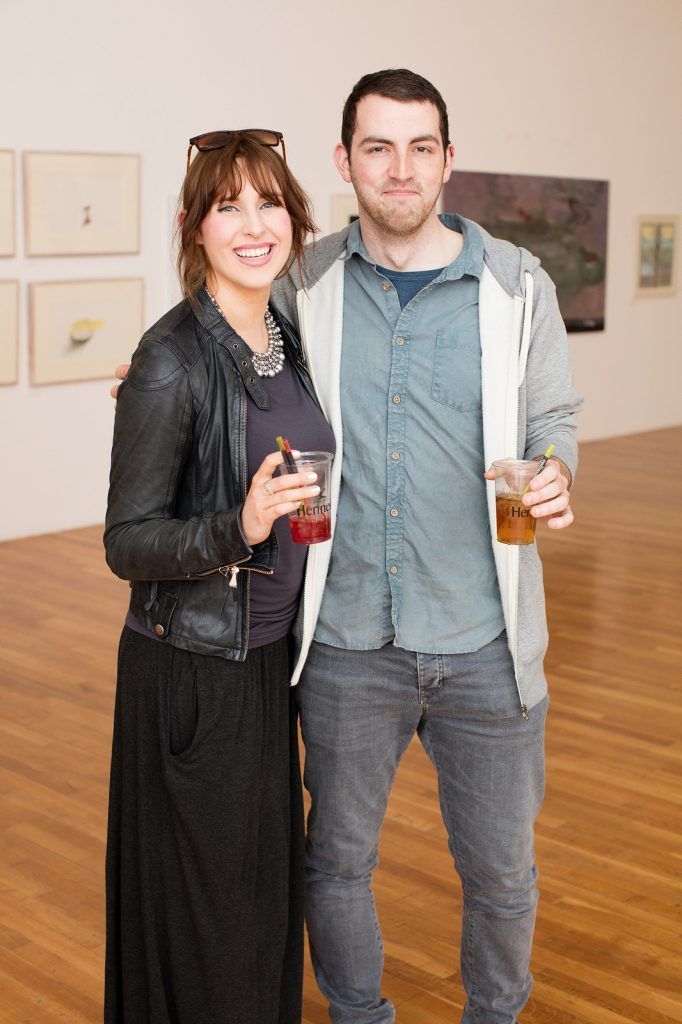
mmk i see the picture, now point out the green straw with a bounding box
[523,444,556,493]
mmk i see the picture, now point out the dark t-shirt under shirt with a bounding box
[375,264,446,309]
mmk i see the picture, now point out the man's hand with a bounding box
[484,459,574,530]
[110,363,131,399]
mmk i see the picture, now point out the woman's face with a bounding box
[198,172,293,295]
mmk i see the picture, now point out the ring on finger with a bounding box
[263,481,273,496]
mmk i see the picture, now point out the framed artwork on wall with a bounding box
[331,193,359,232]
[0,151,15,257]
[635,215,678,297]
[0,280,19,385]
[30,278,144,385]
[442,171,609,332]
[24,152,140,256]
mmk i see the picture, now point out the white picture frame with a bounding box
[635,215,678,298]
[331,193,359,233]
[24,152,140,256]
[30,278,144,386]
[0,280,19,385]
[0,151,15,257]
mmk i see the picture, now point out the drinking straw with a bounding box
[523,444,556,493]
[276,435,308,514]
[276,435,297,472]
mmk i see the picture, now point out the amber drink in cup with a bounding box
[492,459,539,545]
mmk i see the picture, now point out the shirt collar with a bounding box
[344,212,485,281]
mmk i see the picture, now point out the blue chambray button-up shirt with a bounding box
[314,215,505,654]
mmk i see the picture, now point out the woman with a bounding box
[103,131,335,1024]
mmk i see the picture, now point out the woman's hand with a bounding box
[241,451,320,546]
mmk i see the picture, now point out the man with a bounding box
[114,69,582,1023]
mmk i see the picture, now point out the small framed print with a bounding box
[0,151,15,257]
[331,193,359,232]
[30,278,144,386]
[0,280,19,385]
[636,215,678,297]
[24,152,140,256]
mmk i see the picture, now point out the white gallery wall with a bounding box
[1,0,681,541]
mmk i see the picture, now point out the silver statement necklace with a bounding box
[205,287,285,377]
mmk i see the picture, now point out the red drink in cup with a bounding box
[289,511,332,545]
[276,451,334,546]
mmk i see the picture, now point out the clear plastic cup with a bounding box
[277,451,334,545]
[492,459,539,546]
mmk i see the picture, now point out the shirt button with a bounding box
[391,450,400,461]
[389,565,399,575]
[390,507,399,517]
[392,395,401,404]
[382,282,391,292]
[395,337,405,346]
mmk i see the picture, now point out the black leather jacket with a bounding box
[104,288,319,661]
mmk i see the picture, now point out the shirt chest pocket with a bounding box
[431,327,482,412]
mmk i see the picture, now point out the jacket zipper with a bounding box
[188,553,251,579]
[240,382,252,653]
[220,563,274,587]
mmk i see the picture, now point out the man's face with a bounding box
[335,95,454,239]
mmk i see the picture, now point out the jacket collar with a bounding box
[192,285,271,410]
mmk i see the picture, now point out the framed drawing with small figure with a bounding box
[24,152,140,256]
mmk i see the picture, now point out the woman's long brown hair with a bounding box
[177,135,316,305]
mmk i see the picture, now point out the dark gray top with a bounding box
[245,357,335,648]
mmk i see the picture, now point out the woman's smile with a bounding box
[233,242,276,266]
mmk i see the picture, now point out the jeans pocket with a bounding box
[431,327,482,412]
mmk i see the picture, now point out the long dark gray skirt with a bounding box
[105,627,304,1024]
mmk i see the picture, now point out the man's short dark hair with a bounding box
[341,69,450,155]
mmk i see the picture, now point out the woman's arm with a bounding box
[104,336,256,582]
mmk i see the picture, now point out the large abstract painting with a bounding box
[443,171,609,332]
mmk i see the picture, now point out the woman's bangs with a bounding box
[213,142,285,205]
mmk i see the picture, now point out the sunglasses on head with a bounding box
[186,129,286,173]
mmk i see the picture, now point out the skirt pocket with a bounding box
[168,650,200,758]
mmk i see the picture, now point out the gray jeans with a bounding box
[296,635,547,1024]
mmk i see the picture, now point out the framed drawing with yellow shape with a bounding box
[30,278,144,385]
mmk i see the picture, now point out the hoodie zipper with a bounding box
[510,275,534,722]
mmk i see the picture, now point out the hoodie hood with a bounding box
[457,216,541,298]
[282,213,541,301]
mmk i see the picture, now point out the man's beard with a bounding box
[352,179,439,239]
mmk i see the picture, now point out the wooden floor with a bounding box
[1,426,681,1023]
